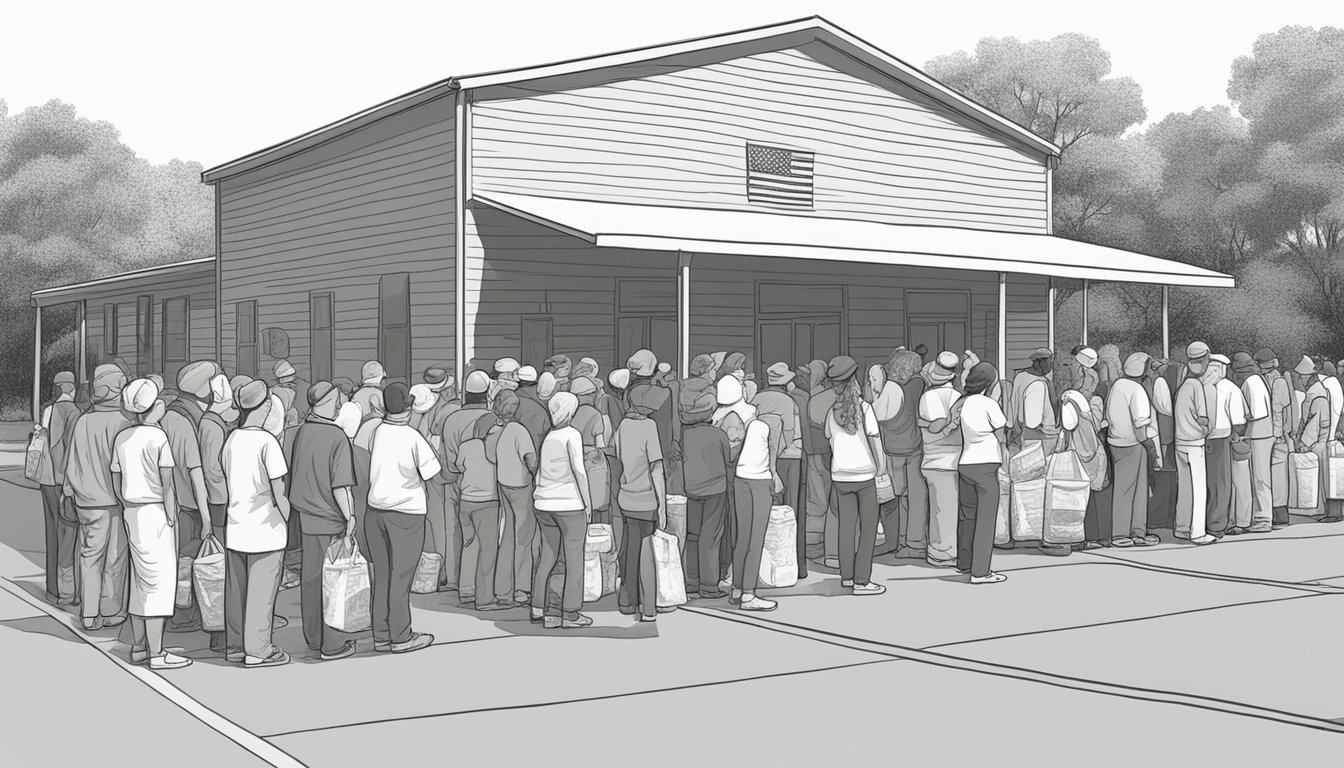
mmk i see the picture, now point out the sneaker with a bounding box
[1083,541,1105,550]
[1272,523,1289,530]
[542,616,562,629]
[81,617,103,631]
[1111,537,1135,548]
[637,614,657,623]
[697,589,728,600]
[895,546,926,560]
[969,572,1007,584]
[1039,543,1071,557]
[1248,523,1273,534]
[320,641,357,661]
[1135,535,1161,547]
[244,650,291,668]
[225,651,246,663]
[739,595,777,612]
[513,591,530,604]
[822,558,840,569]
[459,594,476,605]
[149,652,193,670]
[1227,527,1248,536]
[1190,534,1218,546]
[852,582,886,596]
[391,633,434,653]
[927,558,958,568]
[656,605,677,614]
[561,614,594,629]
[102,615,127,629]
[475,601,511,612]
[840,578,854,588]
[130,648,150,665]
[373,643,392,653]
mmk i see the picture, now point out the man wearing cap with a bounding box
[680,377,732,597]
[918,351,963,567]
[753,363,804,540]
[1202,353,1246,539]
[544,355,572,392]
[1232,352,1275,535]
[515,365,552,450]
[418,365,459,593]
[1257,349,1293,528]
[364,383,439,652]
[1007,348,1060,455]
[161,360,220,632]
[63,364,133,630]
[272,359,306,428]
[493,357,521,392]
[1105,352,1162,547]
[221,380,293,667]
[286,382,359,660]
[352,361,387,423]
[438,370,494,599]
[1292,356,1332,520]
[1174,343,1214,544]
[627,349,676,504]
[1073,346,1100,400]
[37,370,80,605]
[878,349,929,560]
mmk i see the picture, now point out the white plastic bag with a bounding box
[585,523,614,555]
[759,506,798,588]
[1011,478,1046,542]
[995,467,1012,546]
[1290,452,1319,510]
[23,428,46,482]
[192,537,226,632]
[1044,452,1089,544]
[1009,441,1048,483]
[411,552,442,594]
[875,474,895,504]
[323,538,371,633]
[649,529,687,608]
[1328,442,1344,500]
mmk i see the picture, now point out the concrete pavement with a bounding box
[1,468,1342,766]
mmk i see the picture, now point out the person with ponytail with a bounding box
[823,356,888,596]
[955,362,1008,584]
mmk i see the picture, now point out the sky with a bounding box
[3,0,1341,167]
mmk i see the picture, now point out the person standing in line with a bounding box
[1257,349,1293,529]
[1173,345,1214,544]
[603,368,630,445]
[1232,353,1275,535]
[1323,361,1344,446]
[1202,354,1245,539]
[492,391,538,606]
[272,360,306,428]
[805,361,840,568]
[531,392,593,629]
[287,382,359,661]
[363,383,439,653]
[161,361,219,633]
[439,370,493,600]
[110,379,192,670]
[788,362,813,578]
[1291,356,1333,521]
[1009,348,1061,455]
[918,353,963,567]
[627,349,676,505]
[221,381,292,667]
[614,385,670,620]
[570,377,611,522]
[418,366,459,595]
[1105,353,1162,548]
[454,411,508,610]
[515,366,552,452]
[352,361,387,424]
[752,362,803,540]
[955,362,1008,584]
[62,364,132,631]
[714,373,754,584]
[37,370,80,606]
[680,378,731,599]
[1074,347,1100,403]
[494,357,522,392]
[545,355,573,393]
[198,374,235,651]
[823,356,888,596]
[731,395,785,611]
[1148,358,1180,532]
[877,350,928,560]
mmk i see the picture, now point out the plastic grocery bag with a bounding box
[1043,451,1089,545]
[995,467,1012,546]
[585,448,610,512]
[1328,442,1344,500]
[649,529,688,608]
[1010,478,1046,542]
[23,428,46,482]
[175,556,194,608]
[323,538,371,633]
[1009,441,1048,483]
[585,523,614,555]
[1290,452,1320,511]
[411,552,442,594]
[663,495,687,552]
[758,505,798,588]
[193,537,226,632]
[875,474,896,504]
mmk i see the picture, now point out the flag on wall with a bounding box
[746,143,815,209]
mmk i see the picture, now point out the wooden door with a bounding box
[310,292,334,383]
[942,321,968,357]
[650,316,678,371]
[521,317,554,370]
[759,320,794,380]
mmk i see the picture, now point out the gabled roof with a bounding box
[203,16,1059,184]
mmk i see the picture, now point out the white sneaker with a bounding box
[969,572,1007,585]
[1190,535,1218,546]
[148,651,193,670]
[739,595,777,612]
[852,582,886,595]
[840,578,855,588]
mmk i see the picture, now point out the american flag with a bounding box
[746,143,815,208]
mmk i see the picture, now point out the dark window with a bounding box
[102,303,117,357]
[379,273,411,383]
[162,297,189,364]
[310,292,334,383]
[236,300,258,377]
[136,296,153,376]
[746,142,815,210]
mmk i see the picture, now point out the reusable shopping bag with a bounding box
[411,552,442,594]
[1290,451,1320,511]
[23,428,46,482]
[323,538,372,633]
[584,523,614,555]
[1009,441,1048,483]
[1328,441,1344,500]
[1010,478,1046,542]
[875,473,896,504]
[1043,451,1089,545]
[193,537,226,632]
[758,505,799,588]
[650,529,688,608]
[995,466,1012,547]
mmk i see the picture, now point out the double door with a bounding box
[617,315,677,371]
[907,320,967,359]
[758,315,842,380]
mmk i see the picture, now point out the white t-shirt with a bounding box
[111,424,175,506]
[959,394,1006,465]
[367,422,441,515]
[919,385,963,471]
[1241,374,1272,439]
[222,427,289,553]
[736,419,773,481]
[825,401,881,482]
[534,426,586,512]
[1022,380,1050,429]
[1208,379,1247,439]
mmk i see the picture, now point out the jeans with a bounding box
[1175,444,1208,539]
[224,548,284,659]
[886,452,928,553]
[169,507,204,632]
[732,477,774,594]
[364,508,425,646]
[684,492,728,592]
[922,469,959,565]
[1204,437,1231,535]
[40,486,77,601]
[1232,459,1254,529]
[835,479,879,584]
[1110,443,1149,540]
[1249,437,1274,528]
[425,480,461,590]
[75,505,128,620]
[619,516,658,616]
[532,510,586,616]
[300,532,350,655]
[777,457,804,569]
[805,453,834,560]
[458,500,502,605]
[498,483,537,599]
[956,463,1000,578]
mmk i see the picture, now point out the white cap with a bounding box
[122,378,159,414]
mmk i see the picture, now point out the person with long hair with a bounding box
[823,356,887,596]
[879,350,929,560]
[956,362,1008,584]
[531,392,594,628]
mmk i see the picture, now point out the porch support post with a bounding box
[1082,279,1090,346]
[76,299,87,383]
[1047,278,1055,351]
[32,304,42,423]
[454,89,468,387]
[1162,285,1170,359]
[997,272,1007,375]
[678,251,692,376]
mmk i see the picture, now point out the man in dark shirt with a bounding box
[679,379,731,599]
[439,370,494,601]
[287,381,358,661]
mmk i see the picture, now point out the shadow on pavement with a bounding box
[0,614,84,644]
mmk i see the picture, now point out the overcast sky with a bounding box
[4,0,1340,167]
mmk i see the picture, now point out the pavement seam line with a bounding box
[679,605,1344,736]
[261,657,899,739]
[0,578,306,768]
[1074,549,1344,594]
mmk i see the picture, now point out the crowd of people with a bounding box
[28,337,1340,670]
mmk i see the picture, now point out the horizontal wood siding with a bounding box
[63,269,216,377]
[463,205,678,370]
[1005,273,1049,375]
[218,97,455,384]
[472,45,1048,232]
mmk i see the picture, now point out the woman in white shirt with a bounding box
[955,362,1008,584]
[110,378,192,670]
[531,392,593,629]
[823,356,888,596]
[720,378,783,612]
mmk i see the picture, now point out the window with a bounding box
[746,143,814,210]
[102,303,117,357]
[162,296,189,365]
[310,292,334,382]
[379,273,411,383]
[236,300,258,377]
[136,296,153,376]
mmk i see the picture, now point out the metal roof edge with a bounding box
[30,257,216,306]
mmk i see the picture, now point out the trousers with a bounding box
[224,548,284,659]
[1249,437,1274,528]
[922,468,959,565]
[805,453,834,560]
[1175,444,1208,539]
[300,532,350,655]
[532,510,586,616]
[497,483,538,600]
[1110,443,1149,540]
[424,480,461,590]
[1204,437,1231,535]
[886,452,928,553]
[834,479,879,584]
[956,463,1000,578]
[732,477,774,594]
[364,508,425,646]
[619,516,658,617]
[40,486,77,601]
[458,500,502,606]
[684,492,727,591]
[75,505,128,620]
[777,458,804,570]
[1232,458,1253,529]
